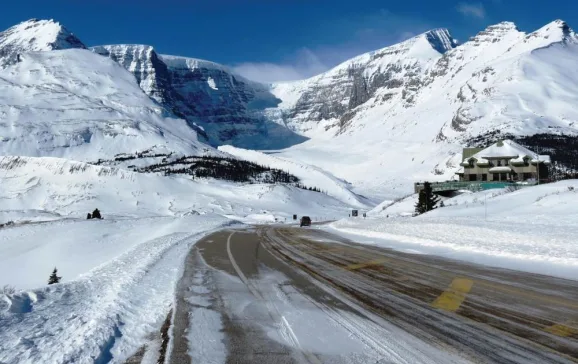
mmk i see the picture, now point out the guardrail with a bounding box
[414,181,538,193]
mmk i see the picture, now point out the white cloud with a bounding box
[233,48,327,83]
[456,2,486,19]
[232,9,434,83]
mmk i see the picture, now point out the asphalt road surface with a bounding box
[166,225,578,364]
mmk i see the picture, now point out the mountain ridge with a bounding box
[1,18,578,198]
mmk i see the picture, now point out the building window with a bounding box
[468,159,474,168]
[469,174,477,181]
[492,173,499,181]
[497,160,502,166]
[500,173,507,181]
[482,174,487,181]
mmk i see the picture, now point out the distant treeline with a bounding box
[91,152,325,192]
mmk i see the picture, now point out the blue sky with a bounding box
[2,0,575,82]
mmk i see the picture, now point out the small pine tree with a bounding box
[423,182,440,211]
[440,201,445,208]
[414,190,427,215]
[92,208,102,219]
[415,182,440,215]
[48,268,61,285]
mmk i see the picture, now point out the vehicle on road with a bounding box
[300,216,311,227]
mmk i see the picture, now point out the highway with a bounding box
[167,225,578,364]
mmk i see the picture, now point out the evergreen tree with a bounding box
[423,182,440,211]
[414,182,440,215]
[414,190,427,215]
[92,208,102,219]
[48,268,61,285]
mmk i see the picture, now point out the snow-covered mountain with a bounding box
[0,48,207,160]
[92,44,306,149]
[0,20,211,160]
[266,20,578,198]
[271,20,578,141]
[0,19,85,68]
[2,18,578,199]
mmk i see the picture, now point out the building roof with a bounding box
[464,140,551,165]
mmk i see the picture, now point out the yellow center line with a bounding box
[432,278,474,312]
[545,322,578,337]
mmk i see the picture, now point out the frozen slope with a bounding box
[328,180,578,280]
[0,19,85,68]
[0,214,230,364]
[0,49,205,160]
[267,20,578,198]
[0,156,352,221]
[219,145,372,208]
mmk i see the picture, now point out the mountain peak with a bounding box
[527,19,577,43]
[423,28,458,54]
[0,19,85,67]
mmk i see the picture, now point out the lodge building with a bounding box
[455,140,551,182]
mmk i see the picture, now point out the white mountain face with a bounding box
[265,20,578,198]
[0,47,205,160]
[91,45,306,149]
[0,19,85,68]
[1,18,577,200]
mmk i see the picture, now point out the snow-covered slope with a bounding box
[0,156,351,221]
[0,19,85,68]
[91,42,306,148]
[265,20,578,198]
[328,180,578,280]
[0,48,205,160]
[219,145,372,208]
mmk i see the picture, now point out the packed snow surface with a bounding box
[0,214,230,364]
[219,145,373,207]
[328,180,578,280]
[0,49,204,160]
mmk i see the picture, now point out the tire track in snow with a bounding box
[226,231,322,364]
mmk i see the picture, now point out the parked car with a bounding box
[300,216,311,227]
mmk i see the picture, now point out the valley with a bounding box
[1,14,578,364]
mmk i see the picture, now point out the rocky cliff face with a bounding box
[270,29,457,135]
[0,19,85,68]
[91,45,304,148]
[271,21,578,146]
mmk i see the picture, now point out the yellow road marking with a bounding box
[432,278,474,312]
[345,258,389,271]
[545,322,578,337]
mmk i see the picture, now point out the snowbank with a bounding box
[328,181,578,280]
[0,214,229,364]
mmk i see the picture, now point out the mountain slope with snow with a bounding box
[91,43,306,148]
[0,48,205,160]
[265,20,578,198]
[2,18,578,199]
[0,19,85,68]
[219,145,372,208]
[0,156,351,221]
